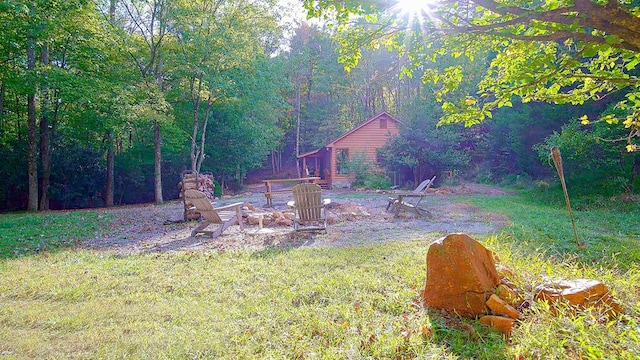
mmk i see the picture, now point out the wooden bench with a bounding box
[262,177,319,206]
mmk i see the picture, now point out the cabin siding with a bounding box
[329,114,399,184]
[298,112,400,188]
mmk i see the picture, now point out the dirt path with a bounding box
[82,184,509,255]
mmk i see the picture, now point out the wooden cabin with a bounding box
[298,112,400,188]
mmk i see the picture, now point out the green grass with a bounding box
[0,191,639,359]
[0,211,113,259]
[465,193,640,267]
[0,244,504,359]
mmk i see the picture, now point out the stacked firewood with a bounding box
[179,171,215,221]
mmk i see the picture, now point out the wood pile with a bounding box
[179,171,215,221]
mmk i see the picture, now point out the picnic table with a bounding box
[262,177,320,206]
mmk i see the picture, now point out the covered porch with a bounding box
[298,147,332,189]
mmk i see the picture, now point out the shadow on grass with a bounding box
[0,210,113,260]
[428,309,510,359]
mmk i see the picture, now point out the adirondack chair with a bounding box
[286,183,331,232]
[184,189,244,238]
[386,176,436,217]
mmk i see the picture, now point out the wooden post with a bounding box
[550,147,583,248]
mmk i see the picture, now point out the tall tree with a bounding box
[105,0,118,207]
[168,0,281,174]
[202,56,289,188]
[0,0,126,210]
[25,1,38,211]
[38,42,51,210]
[305,0,640,151]
[117,0,172,204]
[286,24,355,155]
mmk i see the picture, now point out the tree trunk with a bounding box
[154,120,163,204]
[271,150,277,174]
[105,130,115,206]
[190,84,201,172]
[295,84,301,178]
[109,0,116,20]
[277,150,282,172]
[153,25,164,204]
[39,116,50,211]
[39,43,51,211]
[27,19,38,212]
[220,172,225,196]
[196,98,213,173]
[105,0,117,208]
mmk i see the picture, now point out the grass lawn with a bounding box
[0,190,639,359]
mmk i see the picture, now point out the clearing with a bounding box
[82,183,509,254]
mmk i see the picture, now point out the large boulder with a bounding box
[422,233,501,317]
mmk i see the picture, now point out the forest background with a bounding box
[1,0,638,212]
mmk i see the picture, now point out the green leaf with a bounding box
[582,45,598,58]
[625,58,640,71]
[605,35,621,45]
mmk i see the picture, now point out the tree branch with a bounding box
[429,0,640,52]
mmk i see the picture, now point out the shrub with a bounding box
[344,152,373,188]
[213,178,223,197]
[364,172,393,189]
[533,115,639,195]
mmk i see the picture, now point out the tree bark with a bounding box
[152,6,165,204]
[271,150,277,174]
[39,43,51,211]
[196,97,213,173]
[105,130,115,206]
[27,12,38,212]
[105,0,117,207]
[109,0,116,20]
[295,83,302,178]
[154,120,163,204]
[190,80,201,172]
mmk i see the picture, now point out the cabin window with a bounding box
[380,118,387,129]
[336,149,349,174]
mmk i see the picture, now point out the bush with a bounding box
[533,116,639,195]
[213,178,223,198]
[499,173,534,189]
[474,169,495,184]
[344,152,373,188]
[364,172,393,189]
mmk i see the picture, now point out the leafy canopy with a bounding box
[304,0,640,150]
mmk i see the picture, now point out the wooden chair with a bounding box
[184,190,244,238]
[386,176,436,217]
[286,183,331,232]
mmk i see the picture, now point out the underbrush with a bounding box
[518,184,640,212]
